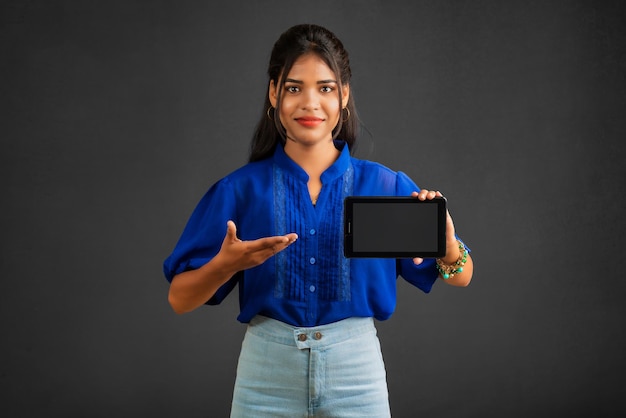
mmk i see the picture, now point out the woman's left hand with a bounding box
[410,190,456,266]
[411,190,473,286]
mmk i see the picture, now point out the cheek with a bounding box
[278,98,296,121]
[326,101,341,120]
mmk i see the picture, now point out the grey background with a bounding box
[2,1,625,417]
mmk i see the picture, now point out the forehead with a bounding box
[286,53,336,80]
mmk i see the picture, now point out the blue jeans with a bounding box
[230,315,391,417]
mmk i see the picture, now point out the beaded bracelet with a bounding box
[436,240,468,280]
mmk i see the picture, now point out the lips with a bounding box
[295,116,324,127]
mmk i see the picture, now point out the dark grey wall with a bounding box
[2,1,625,416]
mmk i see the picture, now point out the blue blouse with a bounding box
[164,142,444,327]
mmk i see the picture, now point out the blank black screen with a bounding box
[352,202,439,253]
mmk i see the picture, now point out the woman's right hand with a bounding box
[168,221,297,314]
[215,220,298,274]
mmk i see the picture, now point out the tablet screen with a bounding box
[344,196,447,258]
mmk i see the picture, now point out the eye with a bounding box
[285,85,300,93]
[320,86,334,93]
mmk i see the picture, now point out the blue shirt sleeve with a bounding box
[163,177,239,304]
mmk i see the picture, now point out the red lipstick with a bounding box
[295,117,324,127]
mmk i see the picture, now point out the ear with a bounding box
[269,80,278,108]
[341,83,350,108]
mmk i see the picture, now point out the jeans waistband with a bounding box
[247,315,376,349]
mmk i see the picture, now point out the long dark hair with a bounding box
[249,24,359,162]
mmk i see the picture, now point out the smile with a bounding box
[295,117,324,127]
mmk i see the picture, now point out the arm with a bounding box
[168,220,298,314]
[411,190,473,287]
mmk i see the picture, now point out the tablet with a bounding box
[344,196,447,258]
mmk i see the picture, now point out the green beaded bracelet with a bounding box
[436,240,468,280]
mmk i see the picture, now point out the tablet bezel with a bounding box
[343,196,447,258]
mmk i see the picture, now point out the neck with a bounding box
[284,139,340,177]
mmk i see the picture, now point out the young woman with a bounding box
[164,24,473,417]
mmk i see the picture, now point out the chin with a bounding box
[287,132,333,145]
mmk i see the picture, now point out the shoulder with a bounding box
[222,158,273,183]
[350,156,420,194]
[199,159,273,200]
[350,157,397,175]
[193,158,274,215]
[350,157,406,181]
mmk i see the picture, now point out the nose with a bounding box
[300,88,319,110]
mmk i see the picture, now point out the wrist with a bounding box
[436,240,468,280]
[207,253,239,282]
[441,247,460,265]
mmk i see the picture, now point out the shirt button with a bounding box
[309,229,316,235]
[298,334,307,342]
[314,332,323,340]
[309,285,316,292]
[309,257,316,264]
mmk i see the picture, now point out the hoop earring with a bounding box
[267,107,274,121]
[342,107,350,122]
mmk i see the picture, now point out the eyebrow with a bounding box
[284,78,338,84]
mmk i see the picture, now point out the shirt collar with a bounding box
[273,140,352,183]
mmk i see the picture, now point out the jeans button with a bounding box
[314,332,323,340]
[298,334,307,342]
